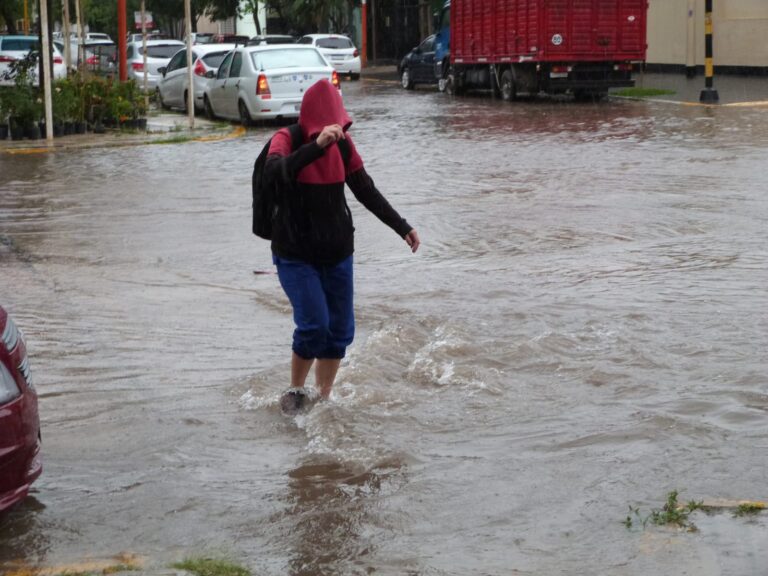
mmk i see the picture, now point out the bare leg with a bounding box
[291,352,314,389]
[315,358,342,399]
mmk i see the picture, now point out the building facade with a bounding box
[647,0,768,73]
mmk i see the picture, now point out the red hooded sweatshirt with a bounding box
[266,79,412,265]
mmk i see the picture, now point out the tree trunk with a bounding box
[1,5,18,34]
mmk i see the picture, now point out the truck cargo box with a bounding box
[452,0,647,65]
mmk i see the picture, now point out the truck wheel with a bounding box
[444,71,459,96]
[401,68,414,90]
[500,70,516,102]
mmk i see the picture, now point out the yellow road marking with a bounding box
[2,553,143,576]
[1,125,245,155]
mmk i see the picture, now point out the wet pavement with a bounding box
[1,75,768,575]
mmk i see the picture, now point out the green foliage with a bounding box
[613,87,676,98]
[172,557,251,576]
[624,490,703,531]
[0,54,42,127]
[734,503,765,518]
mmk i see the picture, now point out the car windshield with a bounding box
[1,38,37,51]
[202,52,229,68]
[139,45,183,58]
[316,37,353,49]
[250,48,327,70]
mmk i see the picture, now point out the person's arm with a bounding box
[264,125,346,186]
[347,167,420,252]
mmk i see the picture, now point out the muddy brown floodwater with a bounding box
[1,80,767,575]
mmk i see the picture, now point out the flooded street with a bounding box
[2,79,767,575]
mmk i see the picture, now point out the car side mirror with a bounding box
[205,70,215,79]
[158,66,167,76]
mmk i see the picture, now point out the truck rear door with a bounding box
[542,0,646,60]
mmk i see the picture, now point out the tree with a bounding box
[0,0,24,34]
[239,0,261,36]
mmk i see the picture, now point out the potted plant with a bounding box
[2,54,41,139]
[0,88,9,140]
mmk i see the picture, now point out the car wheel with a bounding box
[157,88,169,110]
[204,95,216,120]
[401,68,414,90]
[500,70,517,102]
[238,100,252,127]
[181,90,188,113]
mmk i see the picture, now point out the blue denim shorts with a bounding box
[273,254,355,359]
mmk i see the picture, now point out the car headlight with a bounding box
[2,316,19,351]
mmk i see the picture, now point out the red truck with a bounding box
[433,0,648,100]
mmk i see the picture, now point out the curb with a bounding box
[0,125,245,156]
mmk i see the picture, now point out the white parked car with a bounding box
[126,38,185,90]
[298,34,361,79]
[203,44,339,124]
[0,35,66,86]
[157,44,235,112]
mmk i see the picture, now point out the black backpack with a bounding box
[252,124,352,240]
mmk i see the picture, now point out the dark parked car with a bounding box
[0,306,41,514]
[398,34,438,90]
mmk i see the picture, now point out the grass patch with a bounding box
[734,502,765,517]
[624,490,703,531]
[172,557,251,576]
[152,135,194,145]
[613,87,676,98]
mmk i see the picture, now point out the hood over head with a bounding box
[299,79,351,138]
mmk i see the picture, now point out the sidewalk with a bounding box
[0,113,242,155]
[361,64,768,106]
[627,71,768,106]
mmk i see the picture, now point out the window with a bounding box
[229,51,243,77]
[1,38,37,51]
[217,51,234,79]
[421,36,435,52]
[140,44,184,58]
[166,50,186,72]
[298,37,314,45]
[250,48,327,70]
[202,52,230,69]
[316,37,354,49]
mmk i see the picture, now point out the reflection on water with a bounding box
[1,79,768,575]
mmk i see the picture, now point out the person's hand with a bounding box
[316,124,345,148]
[404,229,420,253]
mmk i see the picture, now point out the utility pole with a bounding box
[184,0,195,129]
[118,0,127,81]
[361,0,367,67]
[699,0,719,103]
[62,0,71,72]
[39,0,53,143]
[141,0,148,106]
[75,0,84,71]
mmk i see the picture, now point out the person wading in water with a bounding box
[264,79,420,414]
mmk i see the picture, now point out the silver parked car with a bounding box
[202,44,339,125]
[126,38,185,90]
[157,44,235,112]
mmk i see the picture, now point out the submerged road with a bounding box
[1,78,767,575]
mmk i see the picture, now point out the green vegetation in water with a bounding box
[172,557,251,576]
[624,490,703,531]
[613,87,676,98]
[734,503,765,517]
[152,135,194,145]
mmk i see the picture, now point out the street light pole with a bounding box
[699,0,719,103]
